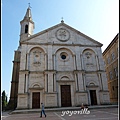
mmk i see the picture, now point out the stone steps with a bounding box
[9,105,118,114]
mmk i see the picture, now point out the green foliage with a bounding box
[2,90,8,111]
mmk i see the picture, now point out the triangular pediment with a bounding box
[21,22,103,47]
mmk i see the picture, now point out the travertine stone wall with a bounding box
[17,23,110,109]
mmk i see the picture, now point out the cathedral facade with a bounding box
[10,7,110,109]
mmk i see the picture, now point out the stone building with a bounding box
[8,51,20,110]
[9,7,110,109]
[103,33,119,104]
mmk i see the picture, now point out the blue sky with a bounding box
[2,0,119,100]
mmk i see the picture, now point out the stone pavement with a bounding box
[9,104,118,114]
[2,107,118,120]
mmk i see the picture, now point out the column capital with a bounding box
[52,54,56,56]
[72,54,75,57]
[45,53,48,55]
[95,54,98,57]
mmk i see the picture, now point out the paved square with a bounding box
[2,108,118,120]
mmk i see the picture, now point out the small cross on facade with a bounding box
[28,3,32,8]
[61,17,64,23]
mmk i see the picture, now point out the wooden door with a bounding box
[32,92,40,109]
[61,85,71,107]
[90,90,97,105]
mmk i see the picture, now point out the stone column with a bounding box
[80,54,84,70]
[20,49,26,70]
[48,45,53,70]
[98,73,103,90]
[24,74,26,93]
[53,54,56,70]
[52,54,56,70]
[25,74,28,92]
[95,55,100,70]
[44,73,47,92]
[27,53,30,70]
[18,73,25,93]
[73,55,76,70]
[44,53,48,70]
[48,73,53,92]
[75,73,78,91]
[54,73,56,92]
[75,55,77,70]
[82,73,86,91]
[78,72,84,91]
[27,73,30,108]
[52,54,54,70]
[25,53,27,70]
[75,46,81,70]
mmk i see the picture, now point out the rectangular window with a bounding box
[107,57,110,64]
[114,67,118,77]
[112,86,114,91]
[111,52,115,60]
[103,60,106,66]
[109,71,113,79]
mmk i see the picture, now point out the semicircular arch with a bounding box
[81,47,97,55]
[30,82,43,88]
[53,47,75,55]
[87,81,97,86]
[27,45,46,54]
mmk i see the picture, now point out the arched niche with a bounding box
[82,49,97,71]
[28,47,45,70]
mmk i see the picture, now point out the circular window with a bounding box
[35,55,39,57]
[60,52,69,61]
[61,55,66,59]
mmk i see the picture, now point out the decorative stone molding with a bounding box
[85,52,92,58]
[56,28,70,42]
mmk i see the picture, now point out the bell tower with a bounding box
[20,5,35,41]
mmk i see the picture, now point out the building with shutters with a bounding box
[103,33,119,104]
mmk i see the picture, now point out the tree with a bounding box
[2,90,8,111]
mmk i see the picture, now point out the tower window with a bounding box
[25,25,28,33]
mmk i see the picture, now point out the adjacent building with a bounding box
[9,7,110,109]
[103,33,119,104]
